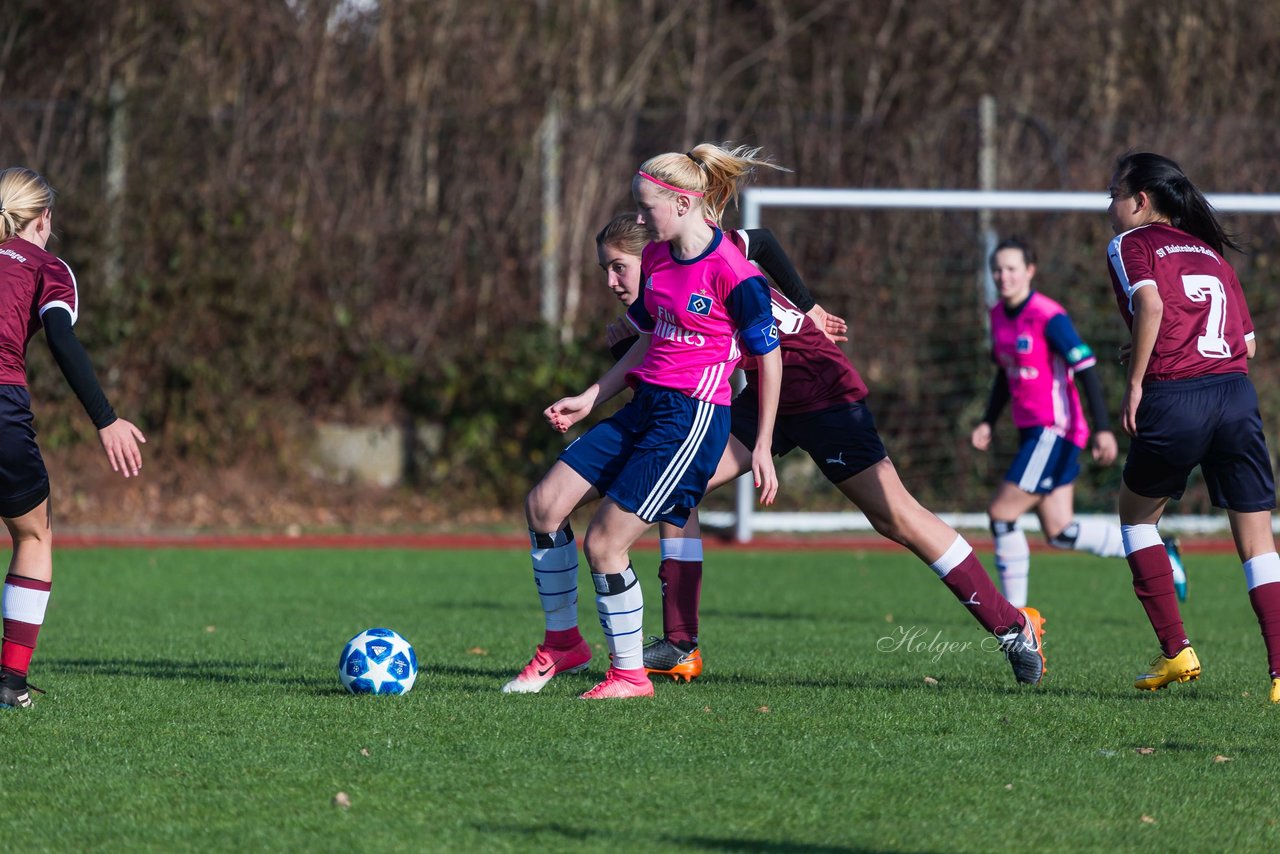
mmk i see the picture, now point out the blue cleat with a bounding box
[1164,536,1187,602]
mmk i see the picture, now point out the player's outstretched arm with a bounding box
[99,419,146,478]
[43,306,146,477]
[545,333,650,432]
[806,304,848,344]
[545,390,598,433]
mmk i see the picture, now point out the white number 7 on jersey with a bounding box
[1182,274,1232,359]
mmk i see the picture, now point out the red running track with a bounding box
[54,531,1242,553]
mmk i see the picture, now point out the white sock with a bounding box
[993,522,1030,608]
[1120,523,1162,556]
[2,578,50,626]
[592,566,644,670]
[530,528,578,631]
[1065,518,1126,558]
[1244,552,1280,590]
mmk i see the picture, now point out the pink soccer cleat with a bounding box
[579,666,655,700]
[501,640,592,694]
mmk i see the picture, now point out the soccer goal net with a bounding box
[704,188,1280,542]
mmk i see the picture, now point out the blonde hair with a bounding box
[637,142,788,224]
[0,167,55,242]
[595,213,649,259]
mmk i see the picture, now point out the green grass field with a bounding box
[4,545,1280,852]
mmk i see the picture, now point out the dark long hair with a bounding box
[1111,151,1242,255]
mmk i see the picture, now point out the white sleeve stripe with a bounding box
[1123,280,1156,314]
[38,258,80,324]
[58,258,79,323]
[1245,331,1256,341]
[39,300,75,321]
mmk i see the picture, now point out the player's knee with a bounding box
[524,483,564,533]
[990,519,1018,538]
[865,506,912,548]
[1047,521,1080,550]
[581,529,623,572]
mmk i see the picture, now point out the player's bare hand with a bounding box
[752,446,778,506]
[1118,342,1132,366]
[604,319,632,348]
[808,304,848,344]
[970,422,993,452]
[1121,386,1141,437]
[99,418,146,478]
[1091,430,1118,466]
[545,392,595,433]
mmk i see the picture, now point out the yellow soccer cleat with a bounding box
[1134,646,1201,691]
[1270,678,1279,704]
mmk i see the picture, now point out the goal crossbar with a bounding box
[731,187,1280,542]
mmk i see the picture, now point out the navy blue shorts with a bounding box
[0,385,50,518]
[731,400,888,484]
[1003,427,1082,494]
[559,383,730,527]
[1124,373,1276,511]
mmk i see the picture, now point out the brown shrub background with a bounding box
[3,0,1279,532]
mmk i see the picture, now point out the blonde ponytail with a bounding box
[636,143,789,224]
[0,167,56,242]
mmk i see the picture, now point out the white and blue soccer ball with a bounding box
[338,627,418,695]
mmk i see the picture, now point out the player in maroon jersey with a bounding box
[1106,151,1280,700]
[597,215,1049,686]
[0,168,146,709]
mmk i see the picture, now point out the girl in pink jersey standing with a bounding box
[597,215,1049,686]
[503,143,783,700]
[0,168,146,709]
[971,237,1185,611]
[1106,151,1280,700]
[598,214,847,681]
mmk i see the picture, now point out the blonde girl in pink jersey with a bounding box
[0,168,146,709]
[504,143,783,700]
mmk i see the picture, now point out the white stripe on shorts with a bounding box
[637,398,714,521]
[1018,429,1058,492]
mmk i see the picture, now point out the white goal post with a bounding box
[714,187,1280,542]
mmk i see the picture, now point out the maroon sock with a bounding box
[2,574,51,677]
[937,552,1024,635]
[658,558,702,646]
[0,637,35,677]
[1128,544,1189,657]
[1247,581,1280,678]
[543,627,584,650]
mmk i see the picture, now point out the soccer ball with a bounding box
[338,628,418,695]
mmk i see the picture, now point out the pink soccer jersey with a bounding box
[1108,223,1253,382]
[627,228,778,405]
[990,292,1092,448]
[0,236,80,386]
